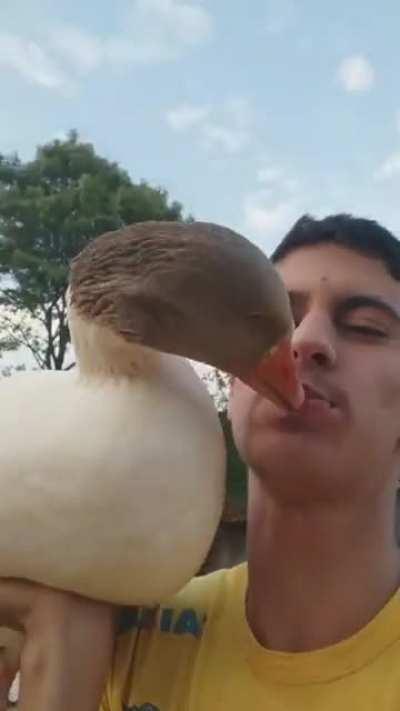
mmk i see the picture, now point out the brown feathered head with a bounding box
[70,221,303,409]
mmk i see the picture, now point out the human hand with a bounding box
[0,625,22,710]
[0,579,116,711]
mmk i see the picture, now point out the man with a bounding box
[3,213,400,710]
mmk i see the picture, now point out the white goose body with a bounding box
[0,311,225,605]
[0,220,299,612]
[0,220,302,690]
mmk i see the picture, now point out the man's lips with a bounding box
[302,383,336,408]
[266,380,348,431]
[232,339,346,416]
[299,382,349,416]
[238,337,304,410]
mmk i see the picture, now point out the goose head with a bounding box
[69,221,303,410]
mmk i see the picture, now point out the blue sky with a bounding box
[1,0,400,256]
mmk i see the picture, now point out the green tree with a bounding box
[0,130,183,370]
[219,410,247,522]
[202,368,247,521]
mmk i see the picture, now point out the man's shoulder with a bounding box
[118,562,247,639]
[104,565,248,710]
[171,562,247,628]
[174,562,247,608]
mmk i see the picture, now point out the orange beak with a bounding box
[240,337,304,410]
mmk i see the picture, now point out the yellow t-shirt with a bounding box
[101,563,400,710]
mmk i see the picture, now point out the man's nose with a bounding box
[292,311,336,369]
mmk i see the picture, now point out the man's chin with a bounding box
[247,431,339,474]
[247,443,344,504]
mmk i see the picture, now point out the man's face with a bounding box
[229,244,400,501]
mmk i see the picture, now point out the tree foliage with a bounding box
[201,367,231,411]
[219,410,247,521]
[0,130,183,370]
[202,368,247,520]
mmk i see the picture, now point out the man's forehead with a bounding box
[275,243,399,298]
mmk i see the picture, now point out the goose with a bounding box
[0,221,302,607]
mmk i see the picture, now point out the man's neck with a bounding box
[246,474,400,653]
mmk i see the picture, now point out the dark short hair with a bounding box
[271,214,400,280]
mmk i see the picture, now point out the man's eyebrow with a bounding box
[287,290,400,323]
[337,295,400,323]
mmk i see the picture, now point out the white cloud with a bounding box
[140,0,212,47]
[337,54,375,93]
[257,166,283,183]
[0,33,73,92]
[257,164,299,191]
[105,0,213,64]
[0,1,213,91]
[243,190,297,236]
[374,151,400,182]
[50,1,213,70]
[224,97,255,129]
[240,162,302,249]
[165,104,210,130]
[165,97,254,155]
[48,25,103,74]
[202,124,249,154]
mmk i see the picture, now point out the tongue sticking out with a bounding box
[240,337,304,411]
